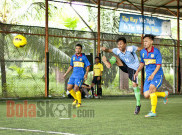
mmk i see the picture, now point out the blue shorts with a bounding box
[143,74,163,93]
[68,77,84,87]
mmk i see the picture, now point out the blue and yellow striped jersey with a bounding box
[140,46,163,77]
[70,53,91,78]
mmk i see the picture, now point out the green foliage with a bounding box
[62,17,79,30]
[9,65,24,78]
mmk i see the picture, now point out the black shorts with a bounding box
[119,64,137,83]
[92,76,101,85]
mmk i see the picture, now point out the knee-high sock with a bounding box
[91,87,94,96]
[155,92,166,97]
[69,89,77,100]
[150,93,157,113]
[133,87,141,106]
[97,88,102,96]
[76,91,81,104]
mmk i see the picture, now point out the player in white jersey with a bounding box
[101,37,142,114]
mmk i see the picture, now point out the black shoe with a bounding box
[134,105,141,115]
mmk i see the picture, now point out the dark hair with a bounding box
[116,37,126,44]
[95,57,100,61]
[143,34,155,41]
[75,44,82,49]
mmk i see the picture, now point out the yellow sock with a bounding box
[76,91,81,104]
[69,89,77,100]
[155,92,166,97]
[150,93,157,113]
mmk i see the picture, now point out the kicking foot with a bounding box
[164,91,169,104]
[102,56,111,68]
[134,105,141,115]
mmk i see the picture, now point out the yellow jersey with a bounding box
[93,63,103,76]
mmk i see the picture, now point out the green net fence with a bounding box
[0,23,182,98]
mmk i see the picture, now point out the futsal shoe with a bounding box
[72,100,77,106]
[164,91,169,104]
[145,112,157,117]
[134,105,141,115]
[76,103,81,108]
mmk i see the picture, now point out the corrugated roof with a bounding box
[55,0,182,18]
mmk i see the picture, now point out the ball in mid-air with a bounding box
[13,35,27,48]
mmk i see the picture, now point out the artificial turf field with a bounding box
[0,95,182,135]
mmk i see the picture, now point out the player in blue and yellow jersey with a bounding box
[134,34,169,117]
[101,37,143,115]
[63,44,90,108]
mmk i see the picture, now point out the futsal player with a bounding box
[63,44,90,108]
[134,34,169,117]
[101,37,142,114]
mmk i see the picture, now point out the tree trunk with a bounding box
[0,33,7,97]
[119,70,129,90]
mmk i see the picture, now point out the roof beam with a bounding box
[90,0,98,5]
[125,0,141,11]
[154,0,176,11]
[151,0,177,15]
[165,7,177,16]
[115,1,126,10]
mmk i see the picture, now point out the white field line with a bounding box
[0,127,77,135]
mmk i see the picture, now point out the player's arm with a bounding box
[148,50,162,81]
[63,66,73,78]
[136,63,145,73]
[64,56,74,78]
[148,65,161,81]
[84,66,90,80]
[137,47,143,51]
[134,63,145,80]
[101,47,113,53]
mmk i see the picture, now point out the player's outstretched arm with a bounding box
[101,47,113,53]
[63,66,73,78]
[134,63,145,80]
[84,66,90,80]
[137,47,143,51]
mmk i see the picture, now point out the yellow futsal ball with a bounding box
[13,35,27,48]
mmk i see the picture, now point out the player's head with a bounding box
[95,57,100,63]
[116,37,127,51]
[143,34,155,49]
[75,44,82,54]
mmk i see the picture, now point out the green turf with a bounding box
[0,95,182,135]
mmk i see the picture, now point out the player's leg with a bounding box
[145,84,158,117]
[127,67,141,114]
[143,78,157,117]
[102,55,124,68]
[102,56,111,68]
[91,77,97,97]
[74,78,84,107]
[114,55,124,67]
[97,77,102,98]
[152,75,169,104]
[133,82,141,114]
[67,78,77,105]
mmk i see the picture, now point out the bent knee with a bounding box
[144,92,150,98]
[132,83,138,87]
